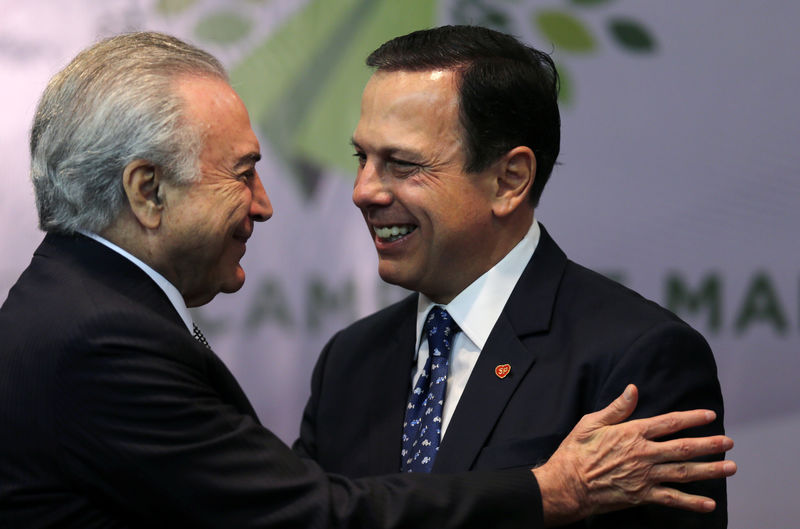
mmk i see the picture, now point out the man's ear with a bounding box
[122,160,163,229]
[492,146,536,218]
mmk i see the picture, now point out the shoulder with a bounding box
[512,255,714,371]
[553,261,716,380]
[558,259,685,328]
[332,292,418,342]
[312,293,418,373]
[1,234,193,369]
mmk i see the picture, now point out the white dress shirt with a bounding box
[79,231,194,333]
[414,219,541,438]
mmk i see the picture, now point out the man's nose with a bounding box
[352,162,392,209]
[250,173,272,222]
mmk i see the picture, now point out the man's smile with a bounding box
[373,224,417,242]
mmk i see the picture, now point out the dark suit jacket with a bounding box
[0,233,543,529]
[294,225,727,528]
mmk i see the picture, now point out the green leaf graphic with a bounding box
[535,10,596,53]
[570,0,614,6]
[156,0,197,16]
[555,62,573,106]
[195,12,252,45]
[608,18,656,52]
[231,0,437,199]
[232,0,377,198]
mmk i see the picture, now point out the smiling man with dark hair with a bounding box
[295,25,730,528]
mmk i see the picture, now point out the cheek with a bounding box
[231,192,254,220]
[212,181,249,209]
[436,205,490,250]
[212,195,250,232]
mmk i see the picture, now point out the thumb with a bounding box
[591,384,638,428]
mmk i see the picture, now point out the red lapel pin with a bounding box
[495,364,511,379]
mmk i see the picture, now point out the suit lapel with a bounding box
[434,314,538,472]
[433,225,568,472]
[367,295,418,474]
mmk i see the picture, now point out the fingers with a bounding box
[637,409,718,440]
[646,486,721,513]
[642,456,737,515]
[649,459,737,483]
[649,434,733,463]
[585,384,639,429]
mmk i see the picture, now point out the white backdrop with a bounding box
[1,1,797,526]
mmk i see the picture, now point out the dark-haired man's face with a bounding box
[351,70,502,304]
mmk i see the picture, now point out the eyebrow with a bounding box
[234,152,261,170]
[350,138,422,161]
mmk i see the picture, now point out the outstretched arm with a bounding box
[532,384,736,527]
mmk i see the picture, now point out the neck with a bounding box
[100,216,173,289]
[425,211,534,304]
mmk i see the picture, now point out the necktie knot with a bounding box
[425,307,459,359]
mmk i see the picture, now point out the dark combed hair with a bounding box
[366,25,560,207]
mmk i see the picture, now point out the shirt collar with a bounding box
[78,230,195,333]
[415,219,540,352]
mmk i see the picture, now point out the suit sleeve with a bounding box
[591,319,727,529]
[53,325,543,529]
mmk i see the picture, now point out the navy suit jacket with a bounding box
[0,233,543,529]
[295,225,727,528]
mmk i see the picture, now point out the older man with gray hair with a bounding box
[0,31,734,528]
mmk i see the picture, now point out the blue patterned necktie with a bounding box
[401,307,459,472]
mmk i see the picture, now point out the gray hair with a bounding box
[30,32,228,234]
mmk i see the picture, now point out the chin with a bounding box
[186,291,218,308]
[377,267,417,292]
[219,268,246,294]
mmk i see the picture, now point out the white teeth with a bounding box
[374,225,414,241]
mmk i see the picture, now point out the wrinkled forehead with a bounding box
[174,75,260,161]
